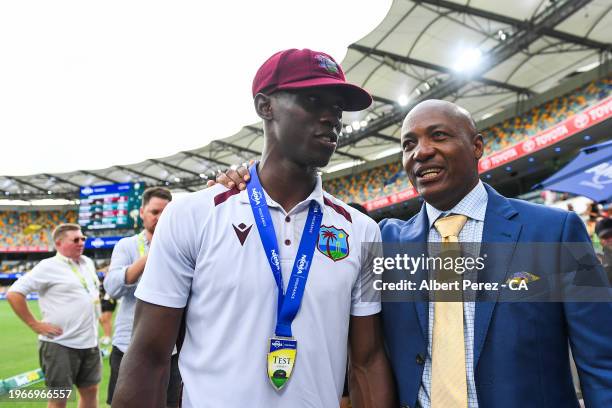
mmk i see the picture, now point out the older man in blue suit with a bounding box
[379,99,612,408]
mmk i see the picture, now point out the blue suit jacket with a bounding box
[379,184,612,408]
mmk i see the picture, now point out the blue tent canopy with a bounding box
[535,140,612,203]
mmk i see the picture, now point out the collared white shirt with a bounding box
[135,177,381,408]
[9,254,100,349]
[104,232,149,353]
[418,180,488,408]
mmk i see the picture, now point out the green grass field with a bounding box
[0,301,112,407]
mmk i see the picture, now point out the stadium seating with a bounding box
[324,78,612,204]
[325,162,408,205]
[0,258,110,274]
[0,210,77,248]
[1,260,38,273]
[481,78,612,156]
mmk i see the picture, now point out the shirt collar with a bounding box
[138,230,151,246]
[238,175,325,212]
[425,180,488,229]
[55,252,84,265]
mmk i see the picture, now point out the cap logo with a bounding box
[314,54,339,74]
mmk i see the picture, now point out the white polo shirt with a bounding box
[135,178,381,408]
[9,254,100,349]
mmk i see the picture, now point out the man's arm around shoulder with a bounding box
[349,313,397,408]
[111,300,183,408]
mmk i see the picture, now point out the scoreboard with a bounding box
[78,183,144,230]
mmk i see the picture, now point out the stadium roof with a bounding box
[2,0,611,201]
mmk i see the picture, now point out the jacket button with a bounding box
[416,353,425,365]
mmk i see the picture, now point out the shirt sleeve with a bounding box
[351,218,382,316]
[135,198,199,309]
[104,238,137,299]
[8,264,47,296]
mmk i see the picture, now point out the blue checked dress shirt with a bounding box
[418,180,488,408]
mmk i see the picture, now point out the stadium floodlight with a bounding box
[497,30,508,41]
[47,191,53,195]
[360,120,368,128]
[453,48,482,72]
[199,173,207,178]
[398,94,409,106]
[351,121,361,131]
[345,126,353,134]
[174,177,181,183]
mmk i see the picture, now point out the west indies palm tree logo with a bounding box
[317,226,349,261]
[314,54,339,74]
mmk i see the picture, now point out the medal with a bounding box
[247,164,323,391]
[267,337,297,390]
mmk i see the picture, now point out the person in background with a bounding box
[97,261,116,352]
[586,203,603,253]
[7,223,101,408]
[596,217,612,281]
[103,187,181,408]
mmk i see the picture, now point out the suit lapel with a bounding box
[473,185,522,368]
[406,206,430,341]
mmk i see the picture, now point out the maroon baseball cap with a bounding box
[252,48,372,111]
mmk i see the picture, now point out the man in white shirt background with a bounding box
[7,223,101,408]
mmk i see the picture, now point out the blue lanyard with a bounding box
[247,165,323,338]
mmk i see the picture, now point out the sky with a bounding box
[0,1,392,176]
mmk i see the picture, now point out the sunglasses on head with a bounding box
[71,237,87,243]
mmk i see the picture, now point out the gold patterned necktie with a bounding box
[431,214,468,408]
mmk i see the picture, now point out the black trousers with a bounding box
[107,346,182,406]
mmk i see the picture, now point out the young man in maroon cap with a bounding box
[111,49,396,408]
